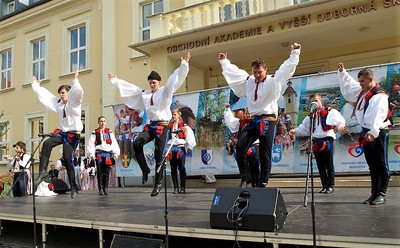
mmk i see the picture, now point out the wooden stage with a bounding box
[0,185,399,248]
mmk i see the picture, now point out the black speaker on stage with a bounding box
[110,234,163,248]
[210,188,287,232]
[50,178,70,194]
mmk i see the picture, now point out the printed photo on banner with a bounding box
[112,63,400,179]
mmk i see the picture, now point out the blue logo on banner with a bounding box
[272,145,282,163]
[145,153,155,167]
[201,149,213,165]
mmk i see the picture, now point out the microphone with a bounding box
[38,133,53,138]
[171,129,183,134]
[309,101,319,113]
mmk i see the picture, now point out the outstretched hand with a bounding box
[218,52,227,60]
[108,72,116,81]
[181,52,191,62]
[337,63,345,72]
[291,43,301,50]
[32,76,38,84]
[75,70,79,79]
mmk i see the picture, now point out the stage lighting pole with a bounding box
[303,110,317,248]
[29,136,46,248]
[157,132,180,248]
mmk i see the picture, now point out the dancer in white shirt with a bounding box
[218,43,301,187]
[32,71,83,198]
[108,52,191,196]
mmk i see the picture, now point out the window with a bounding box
[220,0,249,22]
[1,49,12,90]
[29,117,44,160]
[69,25,86,72]
[0,117,10,162]
[32,38,46,80]
[142,0,163,41]
[6,0,15,15]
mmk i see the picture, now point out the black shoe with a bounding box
[142,171,149,184]
[325,187,334,194]
[103,188,109,195]
[318,188,327,193]
[180,187,185,194]
[370,194,386,205]
[173,188,179,194]
[99,190,104,196]
[363,194,376,204]
[151,184,162,197]
[257,183,267,188]
[71,189,77,199]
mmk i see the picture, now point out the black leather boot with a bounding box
[135,154,150,184]
[99,187,104,196]
[151,169,163,197]
[172,175,179,194]
[35,156,50,188]
[180,174,186,194]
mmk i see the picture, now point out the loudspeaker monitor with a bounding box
[210,188,287,232]
[50,178,69,194]
[110,234,163,248]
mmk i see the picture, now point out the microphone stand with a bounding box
[156,131,180,248]
[303,110,317,248]
[30,136,46,248]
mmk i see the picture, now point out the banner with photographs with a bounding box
[113,63,400,177]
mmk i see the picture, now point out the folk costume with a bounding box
[224,106,261,188]
[88,127,120,195]
[110,60,189,196]
[293,107,345,193]
[220,49,300,187]
[32,77,83,198]
[166,121,196,194]
[339,68,391,205]
[7,153,31,197]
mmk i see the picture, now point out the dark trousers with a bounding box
[170,147,187,189]
[236,121,276,185]
[313,138,335,189]
[133,126,169,184]
[96,158,111,190]
[13,171,28,197]
[363,129,390,196]
[40,134,80,189]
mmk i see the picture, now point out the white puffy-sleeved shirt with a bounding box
[7,154,31,173]
[87,129,121,158]
[32,78,84,132]
[167,122,196,151]
[110,61,189,121]
[224,107,240,133]
[341,102,362,134]
[294,108,345,139]
[338,69,390,138]
[219,49,300,116]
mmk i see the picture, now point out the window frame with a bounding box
[141,0,163,41]
[24,111,47,161]
[62,17,90,75]
[0,115,11,163]
[0,47,13,91]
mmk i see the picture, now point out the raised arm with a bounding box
[31,76,59,113]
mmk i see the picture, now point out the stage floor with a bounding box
[0,186,399,248]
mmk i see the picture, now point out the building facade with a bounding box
[0,0,399,173]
